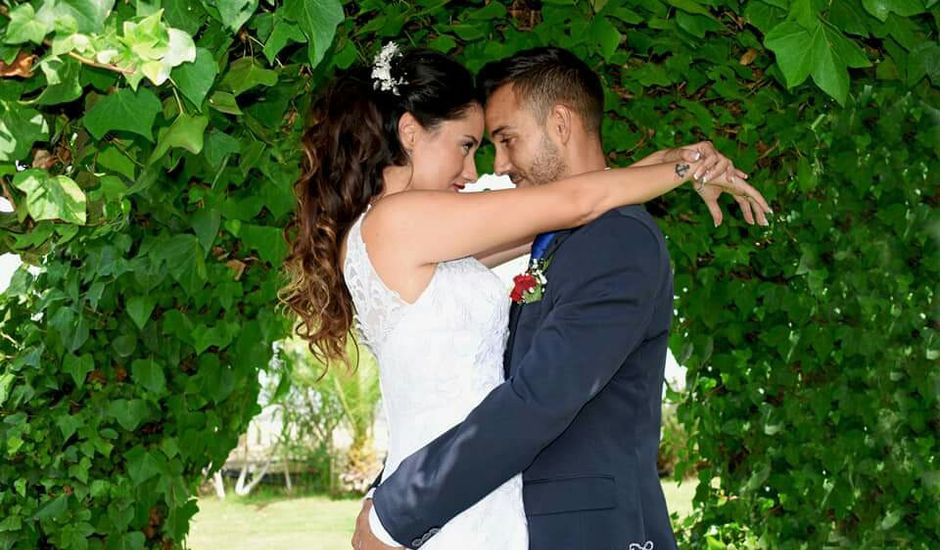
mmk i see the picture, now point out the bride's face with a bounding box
[406,104,484,193]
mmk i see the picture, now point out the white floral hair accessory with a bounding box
[371,42,406,96]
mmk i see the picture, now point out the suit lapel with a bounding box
[503,228,578,378]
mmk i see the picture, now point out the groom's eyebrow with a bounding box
[490,125,508,138]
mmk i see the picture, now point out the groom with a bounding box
[354,47,750,550]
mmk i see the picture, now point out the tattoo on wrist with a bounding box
[675,163,690,178]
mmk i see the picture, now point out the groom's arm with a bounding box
[369,213,666,548]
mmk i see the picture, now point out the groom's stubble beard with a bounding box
[526,132,568,187]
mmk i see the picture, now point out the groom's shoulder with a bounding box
[581,205,664,243]
[556,206,665,262]
[610,204,659,227]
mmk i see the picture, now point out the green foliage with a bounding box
[0,1,936,549]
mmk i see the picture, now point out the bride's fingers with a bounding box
[752,197,769,226]
[679,147,703,163]
[708,158,731,183]
[735,194,755,225]
[693,153,719,180]
[732,178,772,214]
[704,196,723,227]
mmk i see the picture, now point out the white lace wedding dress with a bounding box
[343,211,528,549]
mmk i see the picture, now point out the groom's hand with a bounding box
[352,500,403,550]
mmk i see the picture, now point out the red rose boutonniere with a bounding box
[510,265,548,304]
[510,232,556,305]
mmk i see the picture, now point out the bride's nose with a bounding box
[462,156,478,182]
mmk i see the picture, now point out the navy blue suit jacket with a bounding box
[373,205,678,550]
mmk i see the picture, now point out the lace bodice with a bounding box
[343,211,527,549]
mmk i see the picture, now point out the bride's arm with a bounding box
[368,160,712,267]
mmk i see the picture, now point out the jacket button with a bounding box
[411,538,423,548]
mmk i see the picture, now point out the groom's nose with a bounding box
[493,150,513,177]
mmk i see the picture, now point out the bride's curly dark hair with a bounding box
[280,48,480,366]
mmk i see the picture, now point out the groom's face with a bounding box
[485,84,567,188]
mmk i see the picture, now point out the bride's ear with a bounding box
[397,112,420,155]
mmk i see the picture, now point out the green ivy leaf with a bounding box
[12,169,87,225]
[125,447,162,484]
[55,0,117,34]
[191,322,238,353]
[148,113,209,163]
[219,57,278,96]
[211,0,260,32]
[35,57,84,106]
[667,0,716,18]
[207,91,243,114]
[764,21,814,88]
[35,495,69,521]
[131,358,166,394]
[109,530,146,550]
[451,24,485,41]
[165,0,207,35]
[2,4,53,44]
[240,224,288,264]
[0,373,15,408]
[83,87,162,141]
[191,207,222,252]
[157,233,208,294]
[108,399,149,431]
[125,295,156,330]
[263,16,307,63]
[0,101,49,162]
[429,35,457,53]
[862,0,926,22]
[56,414,83,440]
[63,354,95,388]
[593,17,622,61]
[284,0,344,69]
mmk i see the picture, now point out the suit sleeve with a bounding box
[372,214,666,547]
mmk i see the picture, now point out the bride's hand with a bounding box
[663,140,729,183]
[665,141,771,226]
[352,499,403,550]
[695,166,772,226]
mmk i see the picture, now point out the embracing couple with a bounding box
[282,44,770,550]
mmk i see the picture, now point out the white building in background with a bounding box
[0,254,19,293]
[1,198,22,293]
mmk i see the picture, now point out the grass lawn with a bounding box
[185,479,697,549]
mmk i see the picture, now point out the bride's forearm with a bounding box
[559,160,696,226]
[627,148,668,168]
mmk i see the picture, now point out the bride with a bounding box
[281,45,768,549]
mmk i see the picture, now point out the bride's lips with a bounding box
[451,183,466,192]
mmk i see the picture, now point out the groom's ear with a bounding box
[547,103,574,145]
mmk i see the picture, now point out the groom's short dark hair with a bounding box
[477,47,604,136]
